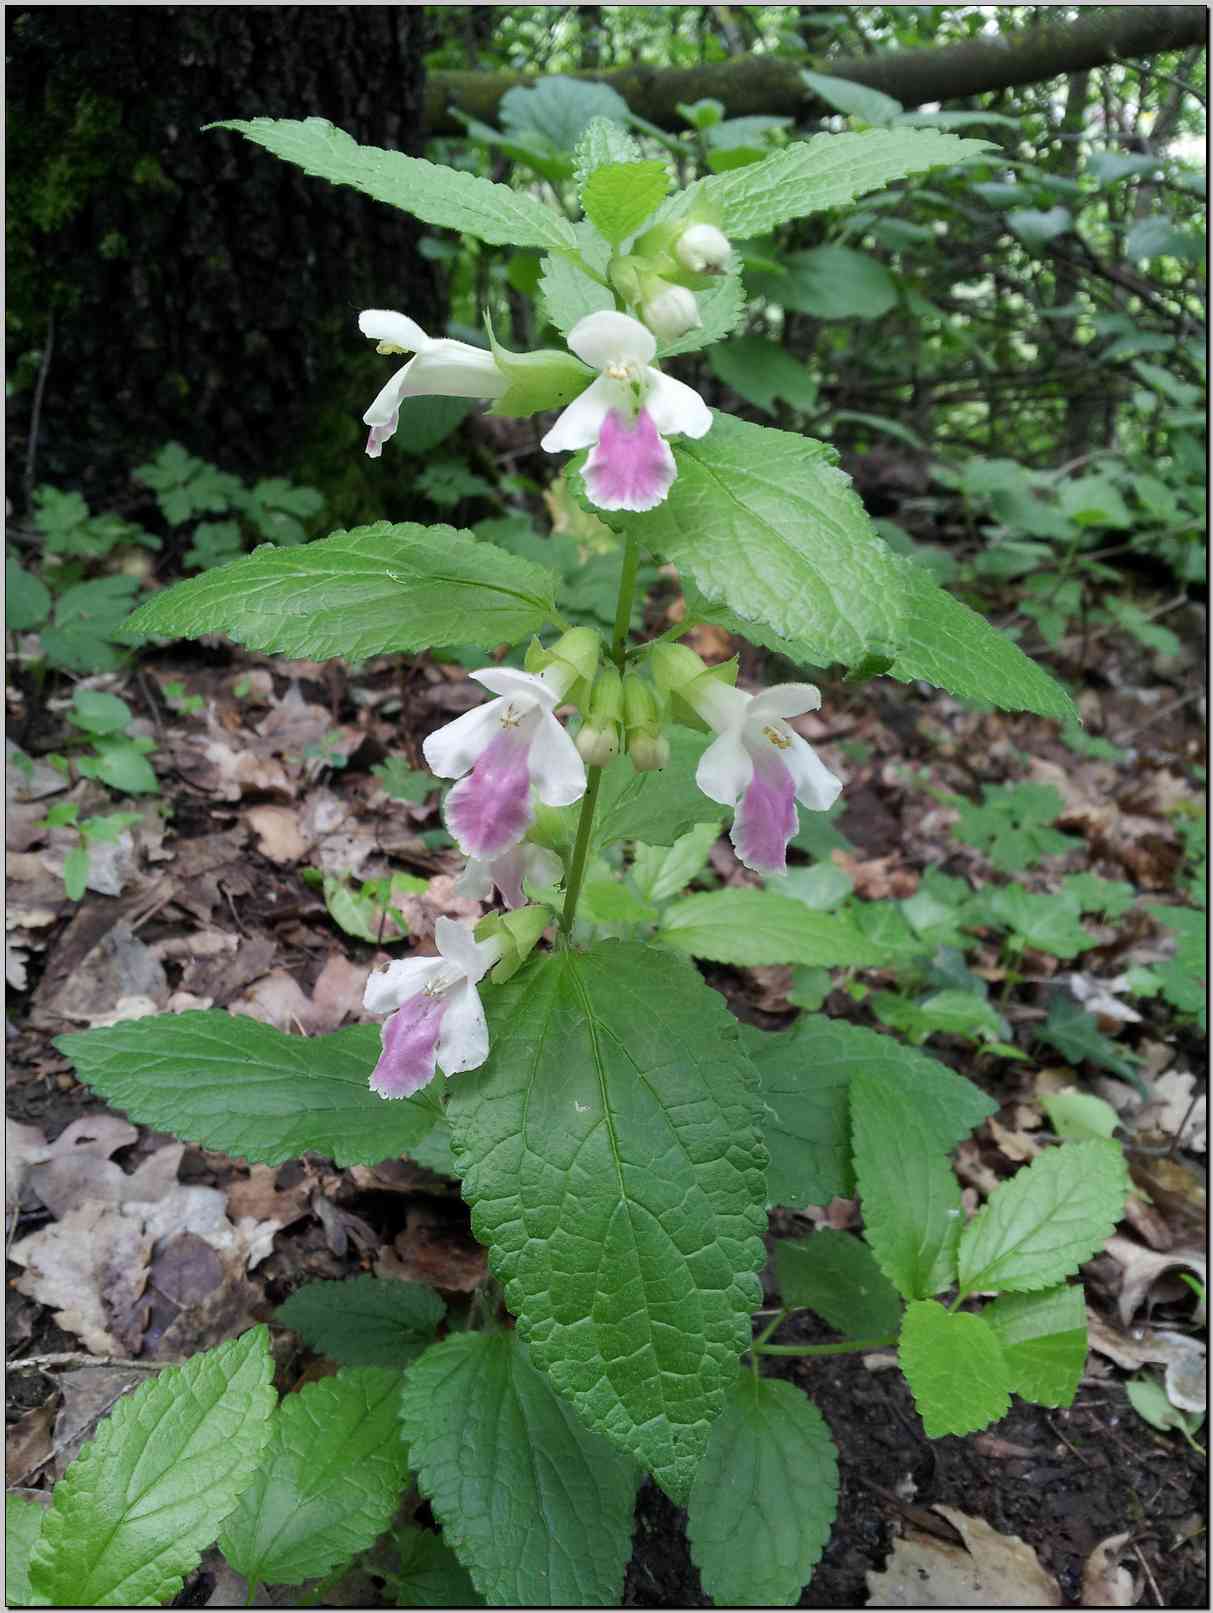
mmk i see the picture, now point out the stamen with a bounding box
[423,972,459,998]
[376,341,407,356]
[763,724,793,750]
[606,361,636,382]
[498,704,523,729]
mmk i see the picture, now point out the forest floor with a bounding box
[6,581,1207,1608]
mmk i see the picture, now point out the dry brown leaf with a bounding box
[41,922,168,1024]
[375,1204,487,1292]
[245,804,309,864]
[831,850,916,900]
[309,953,371,1031]
[988,1116,1042,1163]
[1135,1068,1206,1152]
[5,1398,58,1485]
[867,1505,1061,1606]
[228,969,316,1032]
[1081,1533,1140,1608]
[1103,1235,1207,1327]
[50,1367,145,1479]
[10,1204,153,1355]
[225,1163,315,1227]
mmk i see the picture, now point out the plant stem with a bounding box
[560,534,644,936]
[753,1334,898,1359]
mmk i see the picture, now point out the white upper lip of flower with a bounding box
[363,917,501,1079]
[359,308,506,428]
[540,310,711,454]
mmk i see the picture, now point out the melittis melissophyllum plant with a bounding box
[32,112,1133,1609]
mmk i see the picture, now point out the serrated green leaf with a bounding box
[589,725,723,852]
[708,335,820,416]
[212,118,578,252]
[581,160,670,244]
[218,1367,409,1587]
[656,272,747,359]
[29,1328,275,1607]
[275,1276,444,1368]
[950,782,1079,872]
[398,1330,639,1605]
[774,1231,903,1339]
[448,944,767,1501]
[745,1016,993,1209]
[392,1524,483,1608]
[539,221,614,336]
[852,1070,965,1301]
[1060,872,1136,918]
[1037,996,1144,1087]
[664,128,991,237]
[899,1301,1011,1438]
[989,887,1095,958]
[1145,904,1207,1029]
[631,819,720,904]
[982,1286,1087,1408]
[617,414,905,673]
[687,1374,838,1607]
[574,117,643,190]
[118,523,558,660]
[54,1013,450,1169]
[958,1140,1129,1296]
[6,1494,49,1606]
[890,556,1078,720]
[661,888,883,968]
[6,559,52,631]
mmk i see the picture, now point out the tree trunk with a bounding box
[421,7,1208,132]
[7,5,437,506]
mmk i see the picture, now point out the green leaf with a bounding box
[898,1301,1011,1438]
[687,1374,838,1607]
[982,1286,1087,1408]
[656,271,748,359]
[1007,206,1071,246]
[6,1495,49,1606]
[581,160,671,244]
[218,1367,409,1588]
[501,75,631,155]
[707,335,819,415]
[1126,1375,1206,1439]
[800,69,902,125]
[447,944,767,1501]
[42,575,141,675]
[6,558,51,631]
[392,1524,483,1608]
[589,725,723,852]
[950,781,1078,872]
[752,246,898,320]
[890,556,1078,720]
[1041,1089,1120,1144]
[69,689,133,735]
[852,1070,965,1301]
[398,1330,639,1604]
[1144,905,1206,1028]
[774,1231,902,1339]
[1060,872,1136,919]
[89,740,160,796]
[767,861,853,911]
[63,845,90,901]
[212,118,578,252]
[275,1276,444,1368]
[1125,216,1203,262]
[539,221,614,336]
[744,1016,994,1208]
[667,128,991,237]
[631,820,720,904]
[1037,996,1144,1087]
[619,415,904,674]
[118,522,558,660]
[29,1328,275,1607]
[372,758,435,803]
[988,887,1095,959]
[54,1012,451,1169]
[957,1140,1129,1296]
[660,889,883,968]
[574,116,643,189]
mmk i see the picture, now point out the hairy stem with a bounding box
[753,1334,899,1359]
[611,534,642,667]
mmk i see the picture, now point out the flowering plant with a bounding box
[37,108,1130,1611]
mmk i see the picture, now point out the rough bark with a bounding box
[422,7,1208,132]
[7,5,437,503]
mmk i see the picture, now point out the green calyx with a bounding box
[622,672,670,771]
[576,663,624,769]
[485,316,595,419]
[649,642,738,731]
[526,627,601,709]
[476,905,552,985]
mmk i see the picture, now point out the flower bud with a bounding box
[640,281,702,343]
[622,672,669,772]
[575,663,623,768]
[576,722,621,768]
[476,904,551,985]
[628,731,670,772]
[674,222,732,275]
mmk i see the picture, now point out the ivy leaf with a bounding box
[660,889,883,968]
[6,1494,48,1607]
[774,1231,903,1339]
[274,1276,444,1368]
[211,118,578,252]
[447,944,767,1502]
[29,1329,275,1607]
[899,1301,1012,1438]
[398,1331,639,1605]
[743,1016,993,1208]
[54,1013,451,1169]
[218,1367,410,1588]
[581,160,671,244]
[1145,905,1207,1029]
[957,1140,1130,1296]
[852,1070,965,1301]
[1036,996,1144,1088]
[118,523,558,661]
[392,1524,483,1608]
[982,1286,1088,1408]
[949,782,1079,872]
[988,886,1096,959]
[687,1375,838,1607]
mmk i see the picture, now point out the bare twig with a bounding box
[10,1351,172,1372]
[23,311,55,513]
[1133,1542,1165,1608]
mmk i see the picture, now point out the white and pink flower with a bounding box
[364,918,500,1099]
[455,843,564,910]
[359,309,506,458]
[423,666,585,861]
[540,311,712,512]
[689,680,843,875]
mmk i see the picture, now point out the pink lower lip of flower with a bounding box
[445,728,534,858]
[365,412,398,458]
[732,756,798,874]
[370,991,448,1098]
[584,408,676,512]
